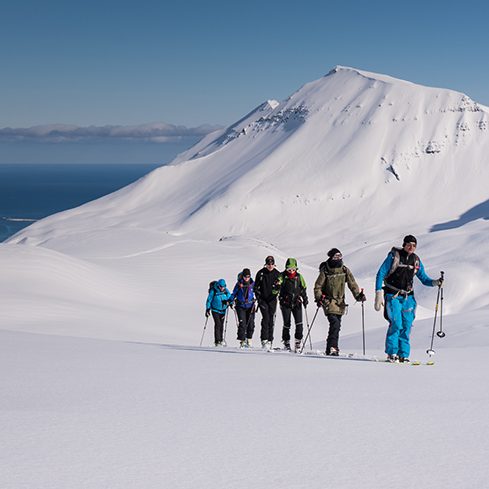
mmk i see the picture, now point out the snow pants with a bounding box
[211,310,226,343]
[385,293,417,358]
[259,299,277,342]
[325,313,342,354]
[236,306,255,341]
[281,304,303,341]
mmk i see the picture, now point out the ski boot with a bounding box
[245,338,252,348]
[329,347,339,356]
[239,340,246,349]
[386,354,399,363]
[399,357,410,363]
[261,340,268,349]
[283,341,291,351]
[294,340,302,353]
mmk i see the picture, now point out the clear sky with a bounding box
[1,0,488,163]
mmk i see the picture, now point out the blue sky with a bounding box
[1,0,488,163]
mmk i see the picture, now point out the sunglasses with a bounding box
[331,253,342,260]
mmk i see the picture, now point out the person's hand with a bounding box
[374,291,383,311]
[303,298,308,308]
[356,291,366,302]
[315,295,326,307]
[205,309,210,317]
[433,277,444,287]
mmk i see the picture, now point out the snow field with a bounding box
[1,330,488,489]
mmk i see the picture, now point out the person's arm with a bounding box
[314,272,325,302]
[230,282,239,302]
[346,267,361,298]
[299,274,308,306]
[272,271,281,296]
[416,259,436,287]
[375,253,393,291]
[254,271,262,301]
[206,289,215,310]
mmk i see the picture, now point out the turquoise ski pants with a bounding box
[385,294,416,358]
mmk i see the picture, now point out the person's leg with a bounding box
[236,307,247,341]
[259,302,270,341]
[268,300,277,342]
[398,295,417,359]
[212,311,224,344]
[326,314,342,354]
[385,295,403,356]
[292,304,303,340]
[246,307,255,339]
[281,306,292,345]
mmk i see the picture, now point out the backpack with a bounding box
[386,247,420,279]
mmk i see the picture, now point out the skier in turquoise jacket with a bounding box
[374,235,443,362]
[206,279,232,347]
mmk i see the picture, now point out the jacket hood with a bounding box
[217,279,226,288]
[285,258,298,269]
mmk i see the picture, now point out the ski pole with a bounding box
[427,271,444,355]
[223,307,230,345]
[437,276,445,338]
[361,288,366,356]
[299,305,320,354]
[200,316,209,347]
[303,304,313,350]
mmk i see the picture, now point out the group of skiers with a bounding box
[205,235,443,362]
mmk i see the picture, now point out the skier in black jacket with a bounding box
[254,255,281,349]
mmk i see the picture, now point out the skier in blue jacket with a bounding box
[206,279,232,347]
[375,235,443,362]
[230,268,256,348]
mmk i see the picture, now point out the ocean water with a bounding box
[0,164,160,242]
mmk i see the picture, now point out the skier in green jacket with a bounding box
[277,258,308,352]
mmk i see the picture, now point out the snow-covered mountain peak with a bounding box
[8,66,489,257]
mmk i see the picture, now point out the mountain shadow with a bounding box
[431,198,489,232]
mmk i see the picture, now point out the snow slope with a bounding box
[2,65,489,345]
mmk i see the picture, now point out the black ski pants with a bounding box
[236,306,255,340]
[325,313,342,353]
[259,299,277,342]
[211,310,226,343]
[281,303,303,341]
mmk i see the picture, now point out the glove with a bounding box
[374,291,383,312]
[356,291,366,302]
[205,308,210,317]
[433,277,444,287]
[303,298,308,308]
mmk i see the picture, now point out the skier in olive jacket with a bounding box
[278,258,308,351]
[314,248,365,355]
